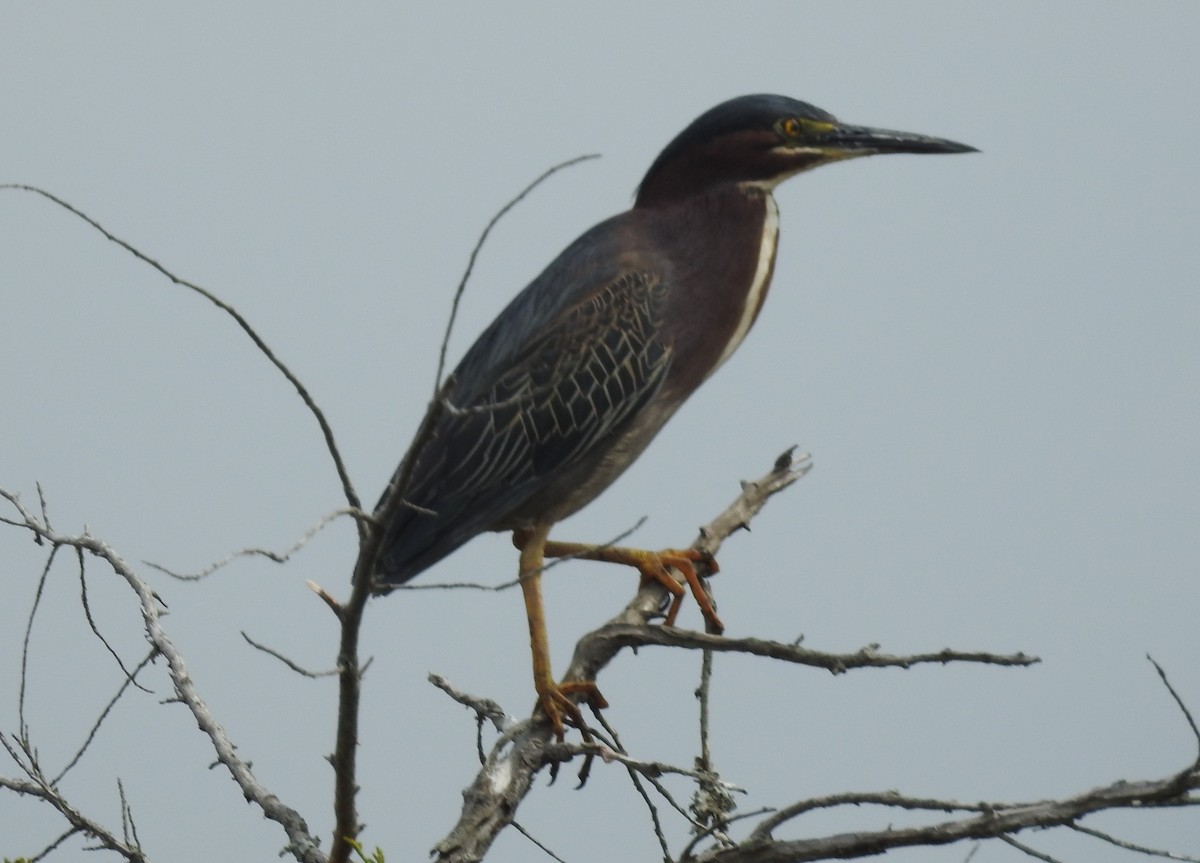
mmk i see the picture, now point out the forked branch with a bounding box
[0,488,326,863]
[430,450,1043,862]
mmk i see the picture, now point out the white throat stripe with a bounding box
[714,195,779,371]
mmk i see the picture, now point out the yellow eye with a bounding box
[776,117,838,141]
[778,117,804,139]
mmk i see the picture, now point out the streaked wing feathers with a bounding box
[379,270,670,580]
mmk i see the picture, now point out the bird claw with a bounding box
[639,548,725,634]
[535,678,607,741]
[537,536,725,633]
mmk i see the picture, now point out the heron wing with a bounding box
[377,269,671,583]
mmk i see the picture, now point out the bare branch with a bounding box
[700,772,1200,863]
[435,154,600,394]
[6,159,1194,861]
[696,648,715,769]
[429,673,512,734]
[692,648,736,841]
[144,508,364,581]
[398,515,649,592]
[242,632,339,678]
[36,481,53,536]
[0,767,148,862]
[575,626,1037,675]
[0,183,362,526]
[580,714,713,839]
[2,728,149,862]
[509,821,570,863]
[117,777,144,853]
[1069,822,1200,862]
[696,446,813,558]
[1,486,326,863]
[54,649,159,784]
[325,374,456,863]
[307,579,344,619]
[680,808,775,861]
[429,446,1200,862]
[19,538,59,740]
[748,789,993,841]
[547,740,747,793]
[431,450,814,860]
[628,768,672,862]
[1148,654,1200,766]
[75,545,152,693]
[997,834,1064,863]
[27,825,81,863]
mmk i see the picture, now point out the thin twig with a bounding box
[397,515,649,592]
[748,790,991,841]
[1069,822,1200,861]
[36,481,52,537]
[428,673,511,734]
[144,508,363,581]
[327,372,455,863]
[20,539,59,740]
[433,450,816,861]
[76,545,151,693]
[691,648,735,838]
[629,766,673,862]
[54,649,159,784]
[117,777,143,853]
[242,632,338,678]
[579,626,1038,677]
[434,154,600,394]
[510,821,569,863]
[697,649,714,768]
[0,487,325,863]
[28,826,81,863]
[1148,655,1200,765]
[550,741,746,792]
[1,730,150,863]
[998,833,1064,863]
[0,183,362,530]
[680,808,773,860]
[712,773,1199,863]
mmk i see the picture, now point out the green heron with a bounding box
[374,94,974,736]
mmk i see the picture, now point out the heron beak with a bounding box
[819,123,978,158]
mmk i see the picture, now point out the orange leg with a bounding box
[537,538,724,634]
[515,523,605,740]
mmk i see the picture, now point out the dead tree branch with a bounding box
[700,768,1199,863]
[324,154,608,863]
[435,154,600,393]
[5,173,1194,863]
[0,183,363,528]
[0,487,327,863]
[0,739,148,863]
[143,507,364,582]
[430,449,1046,862]
[6,159,606,863]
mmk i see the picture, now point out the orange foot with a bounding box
[535,678,608,741]
[633,547,724,633]
[537,538,725,634]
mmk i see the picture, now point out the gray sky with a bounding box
[2,5,1198,862]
